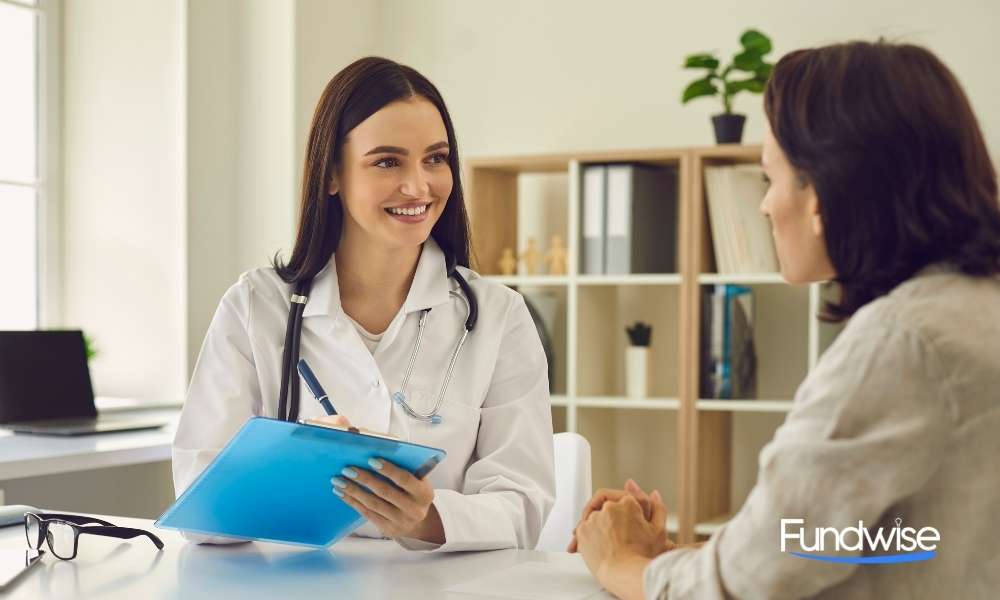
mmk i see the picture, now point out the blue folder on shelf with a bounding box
[155,417,446,547]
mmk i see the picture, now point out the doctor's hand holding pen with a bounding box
[309,413,446,544]
[298,358,446,544]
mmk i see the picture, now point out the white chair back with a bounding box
[535,432,592,551]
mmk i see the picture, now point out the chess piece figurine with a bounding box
[520,238,541,275]
[544,234,568,275]
[498,247,517,275]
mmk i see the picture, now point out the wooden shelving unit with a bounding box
[465,145,844,544]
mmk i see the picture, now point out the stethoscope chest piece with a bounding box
[393,391,445,425]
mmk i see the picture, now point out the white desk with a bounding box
[0,401,182,515]
[0,409,179,481]
[0,514,607,599]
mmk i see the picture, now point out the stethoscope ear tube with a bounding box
[451,269,478,331]
[445,256,478,331]
[278,279,312,422]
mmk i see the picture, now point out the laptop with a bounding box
[0,330,169,436]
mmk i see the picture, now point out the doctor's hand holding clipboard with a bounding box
[172,57,555,552]
[298,358,444,544]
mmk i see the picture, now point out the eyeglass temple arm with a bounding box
[76,526,165,550]
[34,513,116,527]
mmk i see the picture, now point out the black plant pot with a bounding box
[712,113,746,145]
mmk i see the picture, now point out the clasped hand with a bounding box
[569,479,677,600]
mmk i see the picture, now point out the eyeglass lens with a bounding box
[24,513,40,549]
[46,521,77,559]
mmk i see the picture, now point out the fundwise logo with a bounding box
[780,517,940,564]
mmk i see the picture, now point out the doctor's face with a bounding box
[759,127,836,284]
[331,96,453,253]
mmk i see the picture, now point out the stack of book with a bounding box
[699,285,757,400]
[580,164,679,274]
[703,165,779,274]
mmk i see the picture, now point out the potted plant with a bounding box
[681,29,775,144]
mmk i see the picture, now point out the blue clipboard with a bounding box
[155,417,446,547]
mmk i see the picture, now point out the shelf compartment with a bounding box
[577,407,679,511]
[697,283,809,401]
[515,285,569,396]
[576,284,680,398]
[552,405,568,434]
[467,167,569,277]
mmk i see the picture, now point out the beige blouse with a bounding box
[645,265,1000,599]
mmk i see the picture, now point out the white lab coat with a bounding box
[172,239,555,552]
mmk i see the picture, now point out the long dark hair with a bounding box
[273,57,471,284]
[764,40,1000,321]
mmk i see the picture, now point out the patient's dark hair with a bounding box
[274,57,470,284]
[764,40,1000,321]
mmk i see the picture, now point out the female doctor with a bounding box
[172,56,555,551]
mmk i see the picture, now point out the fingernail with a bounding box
[342,467,358,479]
[368,458,384,470]
[331,477,348,489]
[332,487,344,497]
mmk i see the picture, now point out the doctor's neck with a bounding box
[333,233,422,311]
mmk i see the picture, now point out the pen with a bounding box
[297,359,337,416]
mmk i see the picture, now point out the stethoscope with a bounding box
[277,256,478,425]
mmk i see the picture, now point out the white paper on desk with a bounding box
[445,560,610,599]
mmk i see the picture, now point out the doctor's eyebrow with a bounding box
[364,141,449,156]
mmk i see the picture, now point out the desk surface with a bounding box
[0,401,180,481]
[0,514,606,599]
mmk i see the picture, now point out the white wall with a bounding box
[185,0,299,372]
[186,0,240,375]
[236,0,296,273]
[373,0,1000,164]
[294,0,379,199]
[62,0,187,404]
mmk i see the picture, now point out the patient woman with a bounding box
[571,40,1000,599]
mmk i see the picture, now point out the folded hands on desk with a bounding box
[570,479,703,600]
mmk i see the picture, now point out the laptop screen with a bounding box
[0,330,97,423]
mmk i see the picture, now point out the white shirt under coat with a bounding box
[172,239,556,552]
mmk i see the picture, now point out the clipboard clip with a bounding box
[298,418,401,441]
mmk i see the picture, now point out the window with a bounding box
[0,0,45,329]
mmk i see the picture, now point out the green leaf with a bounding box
[740,29,772,55]
[684,53,720,70]
[756,62,774,79]
[83,334,99,361]
[682,76,719,103]
[726,77,766,95]
[733,50,764,72]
